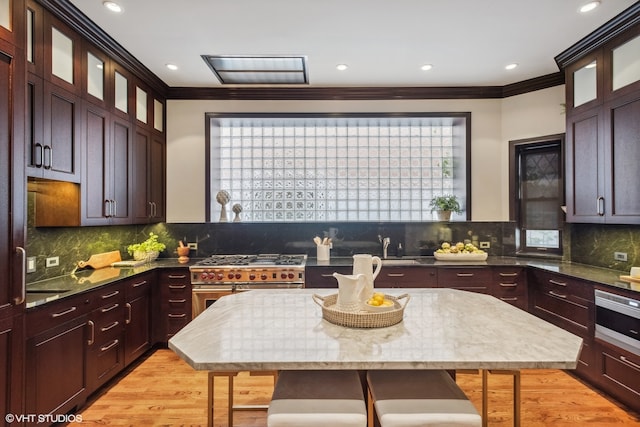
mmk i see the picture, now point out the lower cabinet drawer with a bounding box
[532,289,590,336]
[598,344,640,413]
[438,268,492,293]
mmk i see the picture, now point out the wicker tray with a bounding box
[312,293,410,328]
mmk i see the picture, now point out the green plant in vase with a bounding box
[127,232,166,262]
[429,194,461,221]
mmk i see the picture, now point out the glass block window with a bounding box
[208,114,469,222]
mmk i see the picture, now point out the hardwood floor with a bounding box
[79,349,640,426]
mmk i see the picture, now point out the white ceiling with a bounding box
[69,0,637,88]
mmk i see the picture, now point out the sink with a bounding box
[381,259,421,266]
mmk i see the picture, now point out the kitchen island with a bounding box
[169,288,583,426]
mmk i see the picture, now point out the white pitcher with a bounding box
[333,272,367,312]
[352,254,382,300]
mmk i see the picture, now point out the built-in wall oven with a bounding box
[595,289,640,356]
[190,254,306,318]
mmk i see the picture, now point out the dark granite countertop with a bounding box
[25,258,199,309]
[25,256,639,310]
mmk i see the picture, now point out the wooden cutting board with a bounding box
[619,275,640,284]
[77,250,122,269]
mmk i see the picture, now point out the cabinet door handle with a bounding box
[101,290,120,299]
[14,247,26,305]
[125,302,132,324]
[34,143,43,167]
[548,290,567,299]
[386,273,406,277]
[104,200,111,218]
[168,299,186,304]
[597,196,605,216]
[101,321,120,332]
[549,279,567,287]
[100,339,119,352]
[620,356,640,370]
[43,145,52,169]
[101,303,120,313]
[168,313,187,318]
[168,275,187,279]
[132,280,148,288]
[169,284,186,289]
[112,200,117,217]
[51,306,77,318]
[87,320,95,345]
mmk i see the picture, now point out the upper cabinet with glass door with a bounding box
[83,42,110,109]
[43,13,81,94]
[566,51,603,114]
[0,0,23,45]
[605,27,640,99]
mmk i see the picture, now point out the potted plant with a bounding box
[429,194,461,221]
[127,232,166,262]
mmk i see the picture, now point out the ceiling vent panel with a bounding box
[202,55,308,84]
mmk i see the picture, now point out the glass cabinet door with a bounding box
[51,27,74,84]
[136,86,147,124]
[153,99,163,132]
[114,70,128,113]
[0,0,11,31]
[612,34,640,92]
[86,51,104,101]
[573,60,597,107]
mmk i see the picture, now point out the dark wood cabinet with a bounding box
[492,267,527,310]
[528,268,597,380]
[26,76,81,182]
[595,340,640,413]
[25,292,93,422]
[1,36,26,423]
[377,266,437,288]
[564,24,640,225]
[155,269,192,343]
[124,272,153,366]
[82,103,132,225]
[0,0,24,47]
[132,127,165,223]
[304,266,351,288]
[86,284,125,393]
[437,267,493,294]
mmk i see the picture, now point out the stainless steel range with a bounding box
[190,254,307,317]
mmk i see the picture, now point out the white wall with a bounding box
[166,86,566,223]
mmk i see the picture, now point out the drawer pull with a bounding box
[132,280,148,288]
[101,303,120,313]
[630,329,638,336]
[169,299,186,304]
[169,284,187,290]
[500,297,518,301]
[101,290,120,299]
[620,356,640,370]
[100,339,119,352]
[321,274,334,278]
[499,283,518,287]
[456,273,475,277]
[51,306,77,318]
[87,320,95,345]
[168,275,187,279]
[549,279,567,287]
[101,321,119,332]
[548,290,567,299]
[386,273,406,277]
[499,272,519,277]
[168,313,187,318]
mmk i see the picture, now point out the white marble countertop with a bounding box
[169,288,583,371]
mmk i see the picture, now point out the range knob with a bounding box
[261,274,268,280]
[200,272,208,280]
[235,273,242,279]
[227,273,235,280]
[288,272,295,279]
[249,273,256,280]
[280,273,288,280]
[216,273,224,281]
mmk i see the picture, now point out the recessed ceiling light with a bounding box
[420,64,433,71]
[166,63,178,71]
[103,1,122,13]
[336,64,348,71]
[580,1,600,13]
[505,63,518,70]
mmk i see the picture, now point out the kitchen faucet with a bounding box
[382,237,390,259]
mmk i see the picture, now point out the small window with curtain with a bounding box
[510,135,564,256]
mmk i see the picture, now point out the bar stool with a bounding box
[267,370,367,427]
[456,369,521,427]
[366,369,482,427]
[208,370,278,427]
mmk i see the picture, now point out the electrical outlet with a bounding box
[187,242,198,250]
[27,257,37,273]
[479,241,490,249]
[46,256,59,268]
[614,252,628,262]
